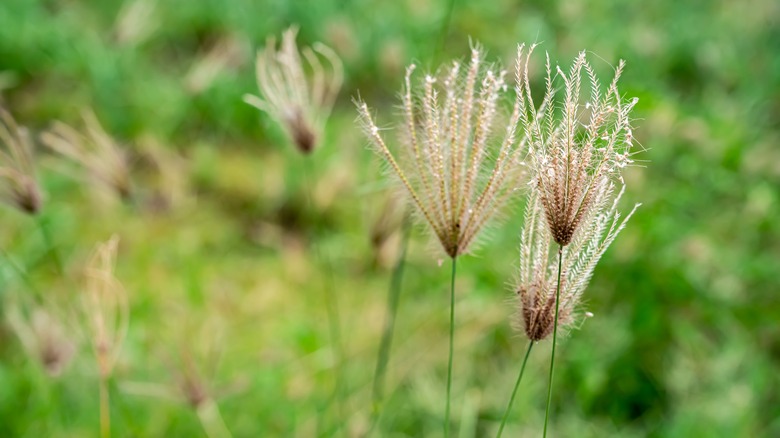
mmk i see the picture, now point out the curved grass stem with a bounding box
[37,215,64,275]
[99,376,111,438]
[444,256,457,437]
[496,341,534,437]
[370,211,412,429]
[543,245,564,437]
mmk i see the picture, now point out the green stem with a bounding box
[301,158,344,433]
[37,215,64,275]
[444,256,457,438]
[496,341,534,438]
[439,0,457,57]
[99,376,111,438]
[0,245,40,297]
[370,211,412,425]
[543,245,564,438]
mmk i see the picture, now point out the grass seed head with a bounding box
[244,26,343,154]
[513,47,641,340]
[83,235,129,379]
[0,108,43,214]
[517,47,639,246]
[6,304,76,377]
[356,45,530,258]
[41,110,133,201]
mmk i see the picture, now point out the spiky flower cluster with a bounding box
[244,26,343,154]
[517,47,638,246]
[6,305,76,377]
[357,47,529,258]
[0,109,42,214]
[514,47,640,340]
[41,110,132,200]
[83,235,129,379]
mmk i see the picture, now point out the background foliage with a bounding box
[0,0,779,436]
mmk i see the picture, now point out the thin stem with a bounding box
[0,245,41,297]
[37,215,64,275]
[496,341,534,438]
[444,256,457,438]
[543,245,564,437]
[370,211,412,427]
[196,397,233,438]
[301,158,344,433]
[99,376,111,438]
[439,0,457,57]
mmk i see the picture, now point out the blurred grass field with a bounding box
[1,0,779,436]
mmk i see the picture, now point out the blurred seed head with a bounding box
[0,108,42,214]
[114,0,159,47]
[516,46,640,246]
[244,26,343,154]
[185,34,249,95]
[6,304,76,377]
[357,45,529,258]
[41,110,133,201]
[82,235,129,379]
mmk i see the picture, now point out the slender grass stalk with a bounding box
[444,256,457,438]
[196,398,233,438]
[301,158,344,433]
[36,215,64,275]
[0,246,40,296]
[370,211,411,425]
[496,341,534,438]
[108,376,141,436]
[99,375,111,438]
[439,0,457,55]
[543,245,563,438]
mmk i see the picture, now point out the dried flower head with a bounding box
[517,46,639,246]
[82,235,129,379]
[357,46,530,258]
[0,108,42,214]
[515,185,637,340]
[6,304,76,377]
[244,26,343,154]
[41,110,132,200]
[514,47,641,340]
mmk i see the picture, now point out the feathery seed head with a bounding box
[41,110,133,201]
[6,304,76,377]
[515,176,639,341]
[517,47,639,246]
[356,45,529,258]
[0,109,42,214]
[244,26,343,154]
[82,235,129,379]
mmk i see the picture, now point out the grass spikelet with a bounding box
[0,108,42,214]
[510,46,642,437]
[41,110,133,201]
[356,44,528,258]
[82,235,129,438]
[517,47,639,246]
[244,26,343,154]
[6,302,76,377]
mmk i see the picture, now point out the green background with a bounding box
[0,0,778,436]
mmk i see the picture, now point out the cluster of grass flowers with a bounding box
[0,109,42,215]
[41,110,133,201]
[357,45,533,436]
[243,26,343,154]
[358,43,642,436]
